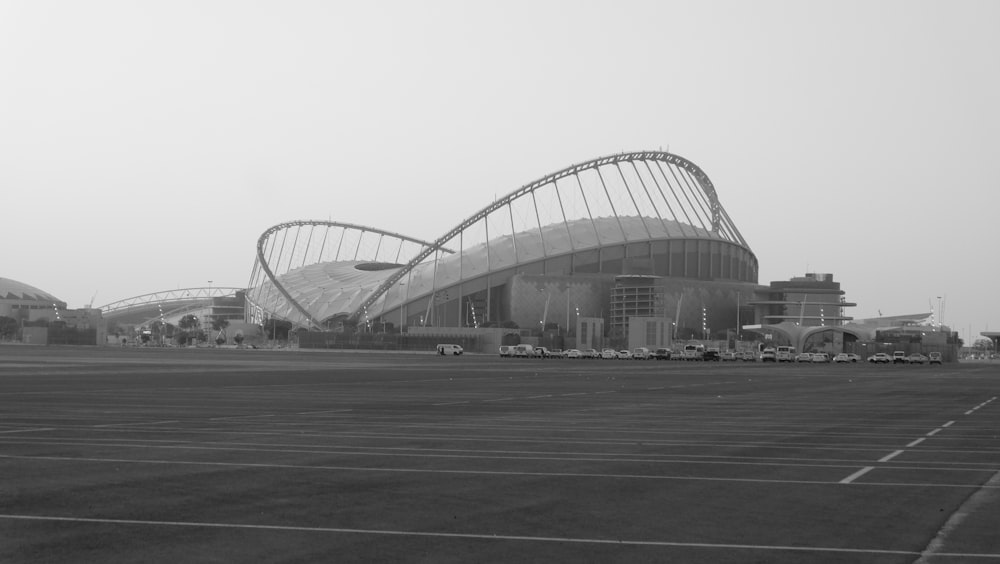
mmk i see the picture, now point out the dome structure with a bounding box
[246,151,758,331]
[0,277,66,317]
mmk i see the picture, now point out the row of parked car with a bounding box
[500,346,756,360]
[497,345,943,365]
[866,351,942,364]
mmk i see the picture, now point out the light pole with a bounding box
[735,292,741,344]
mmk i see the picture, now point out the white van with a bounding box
[436,344,463,355]
[682,344,705,361]
[631,347,650,360]
[513,344,535,357]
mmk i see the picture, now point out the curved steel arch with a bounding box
[250,220,449,329]
[348,150,741,323]
[100,287,243,316]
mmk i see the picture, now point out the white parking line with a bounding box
[433,401,469,406]
[906,438,925,448]
[942,421,955,428]
[840,466,874,484]
[0,428,54,434]
[878,450,903,463]
[7,513,994,558]
[94,420,179,428]
[926,428,941,437]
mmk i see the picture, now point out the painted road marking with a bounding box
[878,450,904,463]
[0,428,54,434]
[526,395,552,399]
[942,421,955,428]
[840,466,874,484]
[3,513,998,559]
[94,420,179,428]
[3,452,966,488]
[926,428,941,437]
[483,398,515,402]
[906,438,925,448]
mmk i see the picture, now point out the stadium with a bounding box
[245,151,761,351]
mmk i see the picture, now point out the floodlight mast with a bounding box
[346,150,738,324]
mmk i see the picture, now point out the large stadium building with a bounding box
[245,151,764,350]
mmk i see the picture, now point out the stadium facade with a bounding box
[245,151,763,349]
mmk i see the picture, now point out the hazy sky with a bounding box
[2,0,998,344]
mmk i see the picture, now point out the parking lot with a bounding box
[1,346,999,563]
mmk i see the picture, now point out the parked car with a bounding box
[703,348,721,361]
[846,353,861,362]
[761,348,777,362]
[795,352,813,363]
[565,349,582,359]
[833,353,851,363]
[498,345,514,357]
[547,348,565,358]
[631,347,650,359]
[928,352,943,365]
[810,352,830,363]
[652,348,672,360]
[741,351,757,362]
[868,353,892,363]
[617,350,633,360]
[892,351,908,364]
[720,351,738,361]
[436,344,463,356]
[581,348,600,359]
[907,353,928,364]
[600,349,618,359]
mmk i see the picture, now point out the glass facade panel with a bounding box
[626,242,650,259]
[544,255,572,275]
[601,246,624,274]
[573,249,600,273]
[671,240,685,277]
[651,241,670,276]
[711,242,722,279]
[698,241,710,279]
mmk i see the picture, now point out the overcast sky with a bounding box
[2,0,997,343]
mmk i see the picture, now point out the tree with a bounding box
[211,318,230,346]
[973,338,995,352]
[0,316,18,340]
[178,315,200,331]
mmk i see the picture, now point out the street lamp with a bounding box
[702,306,708,340]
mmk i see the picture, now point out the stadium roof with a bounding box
[0,277,65,307]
